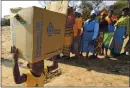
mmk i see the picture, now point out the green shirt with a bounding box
[114,16,130,36]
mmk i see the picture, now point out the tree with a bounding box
[91,0,103,10]
[109,1,129,15]
[81,0,105,20]
[81,1,93,10]
[81,0,105,10]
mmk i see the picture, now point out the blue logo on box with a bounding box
[47,22,53,34]
[47,22,61,36]
[21,21,27,24]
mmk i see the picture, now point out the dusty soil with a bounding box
[1,26,130,87]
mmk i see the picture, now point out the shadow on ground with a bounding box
[1,58,28,69]
[2,54,130,77]
[57,55,130,77]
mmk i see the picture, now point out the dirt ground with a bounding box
[1,26,130,87]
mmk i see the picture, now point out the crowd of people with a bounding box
[61,7,130,59]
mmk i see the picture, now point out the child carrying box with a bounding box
[11,46,58,87]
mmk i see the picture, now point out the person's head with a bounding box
[67,7,74,15]
[27,60,44,76]
[75,7,82,18]
[90,14,96,20]
[100,10,108,20]
[121,7,129,17]
[90,10,98,20]
[108,8,114,17]
[75,12,81,18]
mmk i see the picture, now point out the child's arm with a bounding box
[11,46,27,84]
[47,56,58,72]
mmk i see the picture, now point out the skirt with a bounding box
[109,27,126,54]
[103,32,114,49]
[63,28,73,56]
[95,32,103,53]
[71,36,81,54]
[108,24,114,32]
[81,31,94,53]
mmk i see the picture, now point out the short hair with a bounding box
[67,7,74,15]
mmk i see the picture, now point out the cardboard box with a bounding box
[10,6,66,63]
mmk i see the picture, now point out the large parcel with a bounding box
[10,6,66,63]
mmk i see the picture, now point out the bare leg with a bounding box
[76,52,81,59]
[74,54,78,59]
[101,44,104,55]
[90,52,97,59]
[105,48,108,56]
[105,48,109,58]
[86,52,89,58]
[96,53,98,57]
[80,52,83,56]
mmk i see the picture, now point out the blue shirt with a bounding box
[84,19,99,39]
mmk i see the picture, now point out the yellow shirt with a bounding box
[73,17,83,36]
[24,67,48,87]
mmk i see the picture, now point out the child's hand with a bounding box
[11,46,19,62]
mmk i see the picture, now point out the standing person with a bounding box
[79,19,85,57]
[71,10,83,59]
[81,10,99,59]
[105,8,115,32]
[103,9,118,58]
[99,10,108,56]
[110,7,130,57]
[124,7,130,56]
[62,7,75,59]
